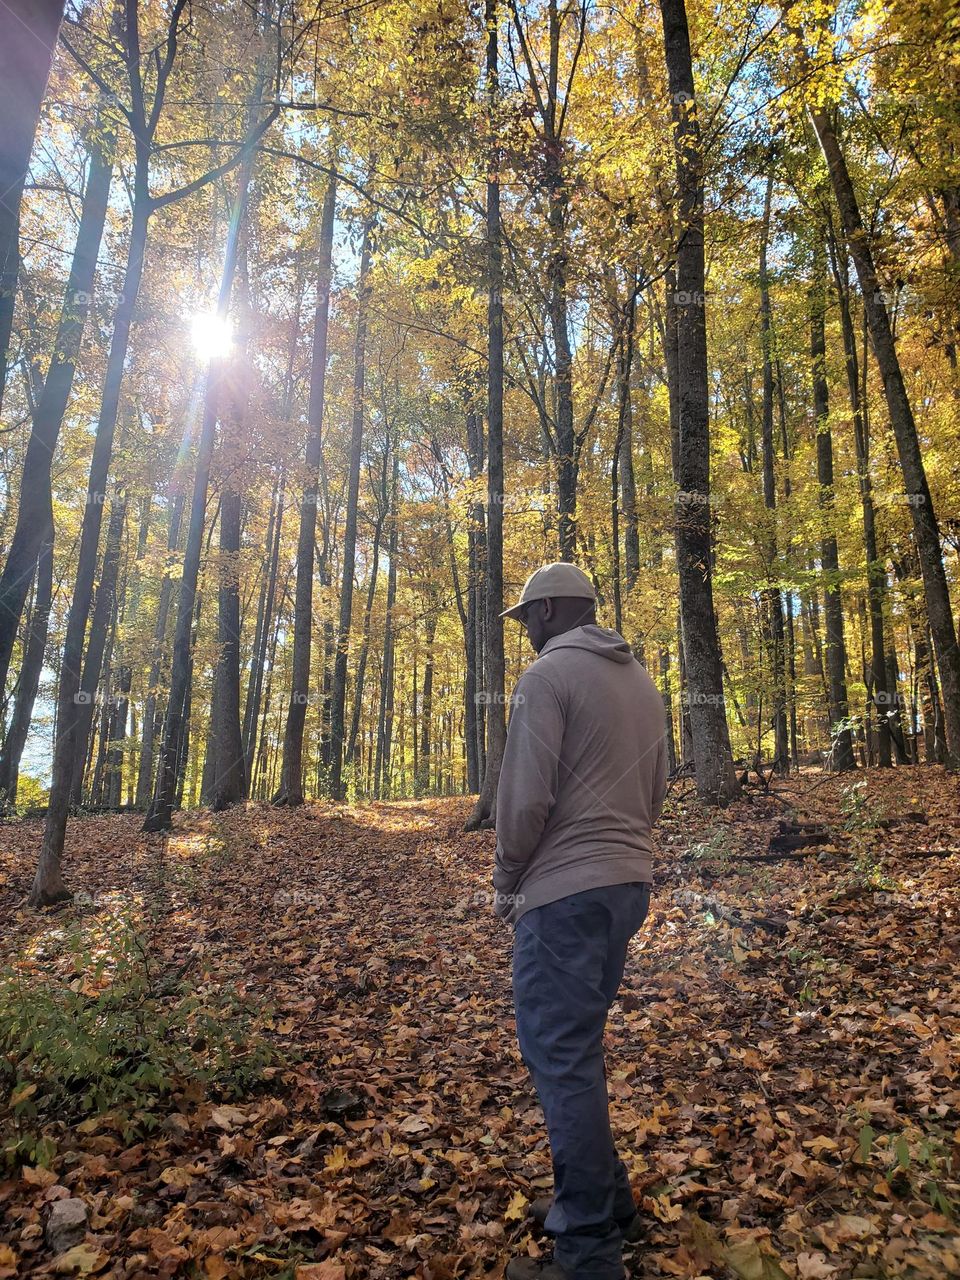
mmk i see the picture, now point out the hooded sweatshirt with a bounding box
[492,625,667,925]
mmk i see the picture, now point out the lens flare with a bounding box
[189,311,233,362]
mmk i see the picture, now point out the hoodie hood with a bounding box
[538,624,633,664]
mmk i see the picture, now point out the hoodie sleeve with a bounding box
[494,669,565,879]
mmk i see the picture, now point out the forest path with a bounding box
[2,768,958,1278]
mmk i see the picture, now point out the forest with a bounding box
[1,0,959,1277]
[0,0,959,900]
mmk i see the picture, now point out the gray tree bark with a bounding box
[659,0,738,803]
[0,0,65,412]
[810,246,855,770]
[466,0,507,828]
[810,104,960,764]
[329,218,373,800]
[275,175,336,804]
[0,127,113,697]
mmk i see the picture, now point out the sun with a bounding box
[189,311,233,362]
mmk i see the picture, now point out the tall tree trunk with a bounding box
[611,292,637,634]
[244,468,285,780]
[145,141,259,831]
[465,407,486,792]
[213,482,246,809]
[70,488,128,804]
[809,104,960,763]
[894,553,948,764]
[0,0,65,412]
[758,166,788,772]
[212,235,254,811]
[810,246,855,770]
[175,593,203,810]
[442,411,480,793]
[345,497,386,769]
[0,507,53,807]
[275,175,336,805]
[374,452,400,800]
[135,493,185,808]
[619,293,640,595]
[0,128,113,695]
[416,607,438,797]
[828,236,893,765]
[329,219,373,800]
[659,0,738,803]
[105,664,131,808]
[466,0,507,828]
[30,184,151,906]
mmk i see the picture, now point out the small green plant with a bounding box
[689,829,731,863]
[1,914,276,1166]
[852,846,898,892]
[840,779,885,832]
[854,1120,956,1219]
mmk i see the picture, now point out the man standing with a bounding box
[493,563,668,1280]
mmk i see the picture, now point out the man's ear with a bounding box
[542,597,554,620]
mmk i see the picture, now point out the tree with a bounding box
[659,0,738,804]
[466,0,506,830]
[809,242,855,770]
[275,175,336,806]
[329,218,374,800]
[30,0,278,900]
[144,115,266,832]
[758,165,789,773]
[808,102,960,765]
[0,0,66,411]
[0,120,114,699]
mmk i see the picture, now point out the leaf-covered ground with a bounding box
[1,767,959,1279]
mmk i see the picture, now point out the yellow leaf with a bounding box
[504,1190,528,1221]
[54,1244,106,1275]
[804,1136,839,1154]
[724,1236,790,1280]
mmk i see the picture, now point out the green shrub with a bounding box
[0,914,276,1166]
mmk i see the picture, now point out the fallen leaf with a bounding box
[296,1262,346,1280]
[53,1244,106,1275]
[797,1253,837,1279]
[504,1190,528,1222]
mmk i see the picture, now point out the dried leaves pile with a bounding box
[1,767,958,1278]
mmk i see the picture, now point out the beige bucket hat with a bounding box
[500,562,597,620]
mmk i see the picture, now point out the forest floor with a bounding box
[1,767,959,1279]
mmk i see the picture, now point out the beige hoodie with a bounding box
[493,625,667,924]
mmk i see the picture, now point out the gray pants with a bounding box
[512,882,650,1278]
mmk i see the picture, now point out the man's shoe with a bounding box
[528,1195,643,1244]
[505,1259,571,1280]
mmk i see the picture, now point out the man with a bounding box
[493,562,668,1280]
